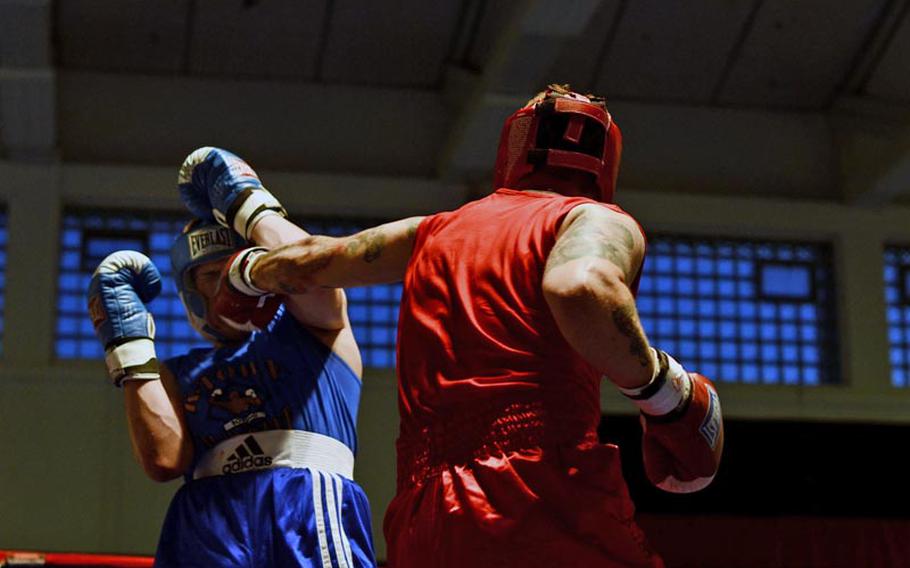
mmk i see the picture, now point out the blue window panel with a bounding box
[760,263,813,299]
[781,324,797,341]
[657,319,675,336]
[762,366,780,383]
[677,278,695,294]
[678,299,696,316]
[783,366,800,385]
[676,257,694,274]
[696,279,715,295]
[782,346,798,363]
[803,367,820,386]
[802,346,819,364]
[762,345,779,360]
[800,305,817,321]
[739,302,757,318]
[742,364,759,384]
[699,342,716,359]
[760,324,777,341]
[679,319,696,335]
[637,297,655,314]
[679,341,698,360]
[655,256,673,272]
[656,277,674,293]
[801,325,817,342]
[700,363,718,377]
[883,246,910,386]
[698,301,716,317]
[696,258,715,273]
[698,320,716,337]
[741,343,758,360]
[638,235,837,385]
[759,303,777,319]
[741,323,757,340]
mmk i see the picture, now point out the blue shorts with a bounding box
[155,468,375,567]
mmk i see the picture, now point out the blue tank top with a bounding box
[164,309,362,476]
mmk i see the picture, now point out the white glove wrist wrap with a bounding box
[231,188,286,240]
[228,247,270,296]
[105,338,159,387]
[619,348,692,417]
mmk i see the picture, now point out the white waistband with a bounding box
[193,430,355,480]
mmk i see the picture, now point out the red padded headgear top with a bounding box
[493,85,622,202]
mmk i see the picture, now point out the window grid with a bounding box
[637,235,839,385]
[57,211,400,368]
[884,246,910,387]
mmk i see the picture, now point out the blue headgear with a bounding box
[170,219,246,342]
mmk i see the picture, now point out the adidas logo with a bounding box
[222,435,273,474]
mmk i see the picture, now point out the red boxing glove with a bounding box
[213,247,282,332]
[621,349,724,493]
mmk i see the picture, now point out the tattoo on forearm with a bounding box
[611,303,651,368]
[546,212,636,277]
[346,229,386,263]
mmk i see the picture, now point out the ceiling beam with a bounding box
[437,0,602,184]
[0,0,56,160]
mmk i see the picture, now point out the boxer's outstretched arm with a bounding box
[248,214,349,331]
[542,204,656,390]
[250,216,424,293]
[123,366,193,482]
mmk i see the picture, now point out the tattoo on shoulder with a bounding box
[611,303,652,369]
[545,209,637,277]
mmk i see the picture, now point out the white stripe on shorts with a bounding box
[311,470,333,567]
[324,471,349,568]
[332,473,355,567]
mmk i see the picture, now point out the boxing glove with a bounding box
[621,349,724,493]
[212,247,282,332]
[87,251,161,386]
[177,146,287,239]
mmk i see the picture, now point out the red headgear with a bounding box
[492,85,622,202]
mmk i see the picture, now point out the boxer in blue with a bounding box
[87,148,375,567]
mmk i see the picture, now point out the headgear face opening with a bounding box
[170,219,246,342]
[492,84,622,202]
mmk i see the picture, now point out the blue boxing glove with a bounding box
[177,146,287,240]
[87,251,162,386]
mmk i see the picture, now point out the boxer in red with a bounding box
[227,85,724,567]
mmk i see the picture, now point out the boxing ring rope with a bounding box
[0,551,153,567]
